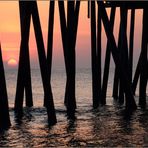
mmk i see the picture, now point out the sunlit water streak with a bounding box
[0,68,148,147]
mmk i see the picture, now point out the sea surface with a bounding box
[0,68,148,147]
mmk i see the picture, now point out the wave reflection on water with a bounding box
[1,105,148,147]
[1,68,148,147]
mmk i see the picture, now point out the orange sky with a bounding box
[0,1,143,68]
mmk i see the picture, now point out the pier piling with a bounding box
[0,44,11,129]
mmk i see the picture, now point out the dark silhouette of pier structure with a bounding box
[0,1,147,129]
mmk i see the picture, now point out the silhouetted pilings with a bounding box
[119,6,129,104]
[129,9,135,83]
[112,16,123,101]
[101,7,116,104]
[0,1,147,129]
[112,7,128,103]
[15,1,57,125]
[91,1,99,108]
[88,0,90,18]
[47,1,55,82]
[29,1,57,125]
[90,1,103,108]
[131,6,148,106]
[98,2,137,110]
[90,2,138,109]
[15,2,33,114]
[132,53,142,95]
[58,0,80,118]
[97,3,102,105]
[139,7,148,107]
[0,44,11,129]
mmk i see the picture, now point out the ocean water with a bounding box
[0,68,148,147]
[5,68,116,108]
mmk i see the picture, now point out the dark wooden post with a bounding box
[43,0,55,107]
[139,7,148,107]
[31,1,56,125]
[0,43,11,129]
[112,9,126,101]
[112,14,122,101]
[58,0,80,118]
[88,0,90,18]
[101,7,116,104]
[131,18,146,97]
[129,9,135,83]
[98,2,137,111]
[15,2,33,113]
[97,4,102,105]
[47,1,55,80]
[58,1,69,108]
[66,1,76,117]
[112,6,128,104]
[132,53,142,95]
[91,1,100,108]
[112,67,119,100]
[118,6,129,104]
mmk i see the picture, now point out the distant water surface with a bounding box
[6,68,141,108]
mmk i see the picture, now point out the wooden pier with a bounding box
[0,1,147,129]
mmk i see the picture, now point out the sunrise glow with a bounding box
[7,58,17,67]
[0,1,143,68]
